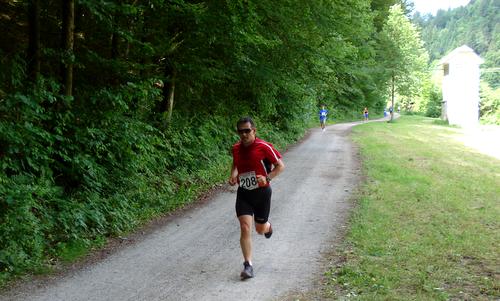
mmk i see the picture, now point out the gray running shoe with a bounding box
[240,261,254,280]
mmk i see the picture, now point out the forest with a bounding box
[414,0,500,123]
[0,0,450,285]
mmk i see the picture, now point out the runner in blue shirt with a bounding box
[319,105,328,131]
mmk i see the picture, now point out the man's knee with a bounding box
[239,218,252,233]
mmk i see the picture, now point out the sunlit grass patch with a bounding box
[326,115,500,300]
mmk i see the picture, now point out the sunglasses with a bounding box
[237,128,253,134]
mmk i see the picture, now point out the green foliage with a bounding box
[383,5,430,93]
[379,3,431,115]
[0,80,236,282]
[479,82,500,124]
[411,76,442,117]
[415,0,500,88]
[425,85,443,118]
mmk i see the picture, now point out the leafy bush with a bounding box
[480,82,500,125]
[425,84,442,118]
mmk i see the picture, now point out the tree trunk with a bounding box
[156,56,176,126]
[124,0,139,60]
[110,25,119,85]
[166,77,175,123]
[111,32,119,60]
[61,0,75,96]
[161,69,176,126]
[390,73,395,121]
[28,0,40,82]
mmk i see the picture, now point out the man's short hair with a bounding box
[237,116,256,129]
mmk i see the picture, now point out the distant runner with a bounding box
[363,107,369,121]
[319,105,329,131]
[229,117,285,280]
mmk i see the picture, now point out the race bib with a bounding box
[239,171,259,190]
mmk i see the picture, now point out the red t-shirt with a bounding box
[232,138,282,188]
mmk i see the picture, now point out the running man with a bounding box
[229,117,285,280]
[319,105,329,131]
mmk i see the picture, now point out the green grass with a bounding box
[325,115,499,300]
[56,236,107,263]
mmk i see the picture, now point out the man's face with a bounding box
[237,122,256,146]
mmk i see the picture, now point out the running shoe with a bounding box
[264,222,273,239]
[240,261,254,280]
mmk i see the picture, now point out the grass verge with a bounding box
[325,115,499,300]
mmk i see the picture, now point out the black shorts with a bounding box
[236,186,272,224]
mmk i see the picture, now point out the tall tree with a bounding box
[61,0,75,96]
[27,0,40,81]
[381,4,429,120]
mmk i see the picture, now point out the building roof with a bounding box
[439,45,484,65]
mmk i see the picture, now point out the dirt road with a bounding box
[1,120,371,301]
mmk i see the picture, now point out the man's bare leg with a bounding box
[255,222,271,235]
[238,215,253,264]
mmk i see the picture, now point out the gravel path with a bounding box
[1,119,375,301]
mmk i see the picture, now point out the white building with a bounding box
[439,45,483,127]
